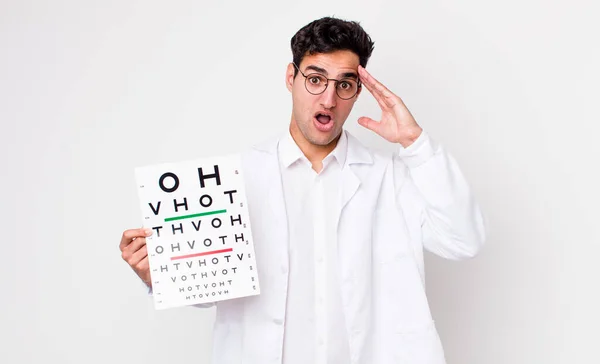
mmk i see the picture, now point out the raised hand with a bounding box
[357,65,423,148]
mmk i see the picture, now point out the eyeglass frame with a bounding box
[292,62,361,100]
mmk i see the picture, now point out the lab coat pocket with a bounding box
[373,255,445,363]
[392,320,447,364]
[213,303,244,364]
[376,254,434,332]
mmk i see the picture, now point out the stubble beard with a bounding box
[300,118,341,147]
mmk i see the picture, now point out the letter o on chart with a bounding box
[159,172,179,193]
[199,194,212,207]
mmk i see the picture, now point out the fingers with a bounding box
[129,245,148,268]
[133,255,152,286]
[358,65,389,96]
[357,116,383,135]
[120,228,153,287]
[121,236,148,262]
[358,66,400,109]
[119,228,152,251]
[362,78,396,110]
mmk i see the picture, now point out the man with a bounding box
[120,16,486,364]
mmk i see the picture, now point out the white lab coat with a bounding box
[207,129,486,364]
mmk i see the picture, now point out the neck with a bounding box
[289,122,340,173]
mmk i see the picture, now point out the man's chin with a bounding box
[308,130,342,147]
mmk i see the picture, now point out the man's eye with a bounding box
[309,77,322,84]
[339,81,351,90]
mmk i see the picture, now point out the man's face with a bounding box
[286,50,361,148]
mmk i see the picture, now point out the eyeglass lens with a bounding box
[304,73,358,99]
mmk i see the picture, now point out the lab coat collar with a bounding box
[252,129,373,167]
[344,131,373,166]
[277,129,350,169]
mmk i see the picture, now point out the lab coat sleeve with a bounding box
[395,130,487,260]
[143,281,215,308]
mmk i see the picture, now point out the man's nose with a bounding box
[319,82,338,109]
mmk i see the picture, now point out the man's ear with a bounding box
[285,63,295,92]
[356,84,363,98]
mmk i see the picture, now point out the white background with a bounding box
[1,0,598,363]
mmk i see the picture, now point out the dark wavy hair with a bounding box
[291,16,375,77]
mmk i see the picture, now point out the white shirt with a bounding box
[278,130,351,364]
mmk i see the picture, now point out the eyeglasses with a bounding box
[292,63,361,100]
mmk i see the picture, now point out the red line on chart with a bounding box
[170,248,233,261]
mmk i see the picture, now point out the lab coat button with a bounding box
[273,318,283,325]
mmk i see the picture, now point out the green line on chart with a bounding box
[164,209,227,222]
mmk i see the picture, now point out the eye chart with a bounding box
[135,154,260,310]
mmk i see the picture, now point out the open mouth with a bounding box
[315,113,331,124]
[313,112,334,132]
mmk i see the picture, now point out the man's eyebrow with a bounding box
[340,72,358,80]
[304,65,359,80]
[305,65,328,74]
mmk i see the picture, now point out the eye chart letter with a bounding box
[135,154,260,310]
